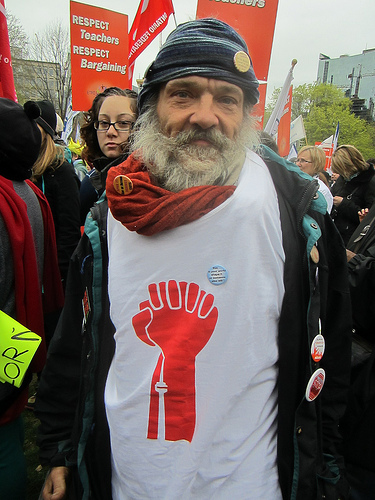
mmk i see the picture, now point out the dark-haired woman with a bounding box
[79,87,138,224]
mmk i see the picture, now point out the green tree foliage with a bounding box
[265,82,375,159]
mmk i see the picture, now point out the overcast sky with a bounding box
[8,0,375,102]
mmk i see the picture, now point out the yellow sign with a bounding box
[0,310,41,388]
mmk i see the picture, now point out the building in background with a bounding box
[317,49,375,120]
[12,55,59,104]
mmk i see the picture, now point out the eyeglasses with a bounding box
[94,120,134,132]
[295,158,312,164]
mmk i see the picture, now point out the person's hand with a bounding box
[346,249,356,262]
[42,466,69,500]
[358,208,369,222]
[333,196,343,207]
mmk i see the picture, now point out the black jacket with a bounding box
[80,154,128,225]
[36,160,81,283]
[347,203,375,344]
[331,164,375,245]
[36,148,352,500]
[340,200,375,479]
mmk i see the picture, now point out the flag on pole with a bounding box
[264,59,297,138]
[61,95,80,144]
[287,143,298,161]
[128,0,175,67]
[290,115,306,144]
[0,0,17,101]
[276,85,292,157]
[332,122,339,152]
[316,122,339,172]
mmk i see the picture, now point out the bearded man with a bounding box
[36,19,351,500]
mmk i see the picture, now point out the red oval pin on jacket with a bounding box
[311,334,325,362]
[113,175,133,195]
[305,368,325,402]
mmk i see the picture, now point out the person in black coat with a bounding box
[340,205,375,499]
[31,100,81,288]
[331,145,375,245]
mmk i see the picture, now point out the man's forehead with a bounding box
[164,76,244,96]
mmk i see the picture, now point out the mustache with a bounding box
[172,127,231,151]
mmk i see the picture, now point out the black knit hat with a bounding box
[0,98,42,181]
[35,100,57,138]
[138,18,260,113]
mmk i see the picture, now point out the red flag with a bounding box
[0,0,17,101]
[128,0,174,67]
[251,83,267,130]
[277,85,292,157]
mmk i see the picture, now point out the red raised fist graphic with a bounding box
[132,280,218,442]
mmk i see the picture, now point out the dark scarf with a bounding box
[106,153,236,236]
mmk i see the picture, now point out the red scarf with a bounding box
[106,153,236,236]
[0,178,64,423]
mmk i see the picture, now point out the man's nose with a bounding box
[189,95,219,129]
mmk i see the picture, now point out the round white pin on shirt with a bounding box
[207,265,228,286]
[305,368,325,402]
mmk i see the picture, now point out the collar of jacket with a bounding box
[90,154,129,192]
[346,162,375,184]
[259,145,325,254]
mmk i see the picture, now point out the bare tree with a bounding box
[28,21,71,120]
[6,11,29,59]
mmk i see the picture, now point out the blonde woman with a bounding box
[295,145,333,212]
[32,100,81,286]
[331,145,375,244]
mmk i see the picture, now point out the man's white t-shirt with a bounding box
[105,150,285,499]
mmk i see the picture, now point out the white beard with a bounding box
[130,103,258,192]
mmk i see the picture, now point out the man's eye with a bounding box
[219,97,237,105]
[173,91,190,99]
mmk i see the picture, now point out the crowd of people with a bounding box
[1,17,375,500]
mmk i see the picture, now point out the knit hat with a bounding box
[138,18,259,113]
[35,100,57,138]
[0,98,42,181]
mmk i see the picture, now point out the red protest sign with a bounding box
[70,1,129,111]
[196,0,279,82]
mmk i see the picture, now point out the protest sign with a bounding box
[0,310,41,388]
[70,1,129,111]
[196,0,279,82]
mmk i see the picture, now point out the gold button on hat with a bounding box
[113,175,133,195]
[234,51,251,73]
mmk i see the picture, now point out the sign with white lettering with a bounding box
[0,310,41,388]
[70,1,129,111]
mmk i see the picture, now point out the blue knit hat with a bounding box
[138,18,259,113]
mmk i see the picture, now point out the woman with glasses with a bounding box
[79,87,138,224]
[331,145,375,245]
[295,145,333,213]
